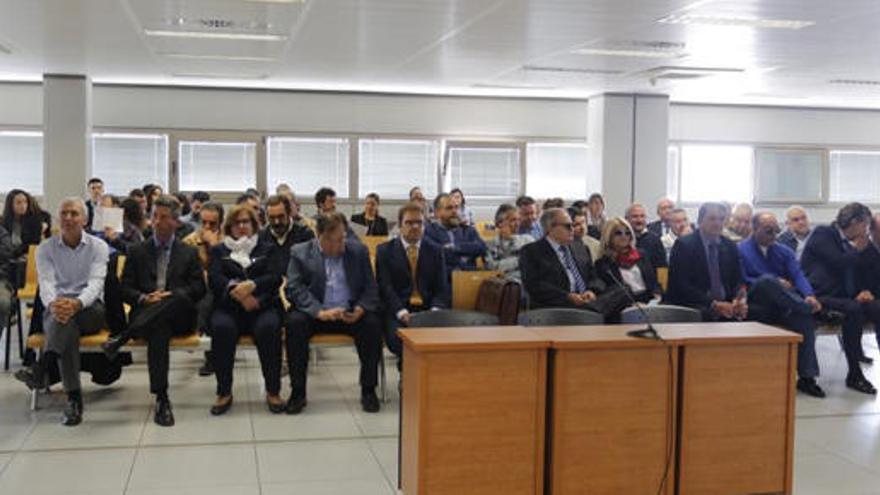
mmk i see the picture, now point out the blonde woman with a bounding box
[595,217,661,304]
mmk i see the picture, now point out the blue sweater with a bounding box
[738,237,814,297]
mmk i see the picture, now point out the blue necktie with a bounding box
[707,242,725,301]
[559,245,587,293]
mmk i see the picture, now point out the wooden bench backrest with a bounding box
[452,270,502,310]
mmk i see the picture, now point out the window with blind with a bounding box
[267,137,349,198]
[525,143,595,199]
[829,150,880,202]
[678,144,753,203]
[667,145,680,201]
[0,131,43,195]
[92,133,168,195]
[445,144,521,198]
[754,148,824,203]
[179,141,257,192]
[358,139,439,199]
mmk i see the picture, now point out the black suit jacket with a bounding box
[258,224,315,276]
[285,239,379,317]
[121,237,207,312]
[519,237,605,309]
[594,252,661,301]
[376,238,450,316]
[2,214,43,258]
[636,230,668,268]
[350,213,389,236]
[777,230,798,253]
[647,220,664,237]
[208,238,283,311]
[801,224,860,298]
[666,231,743,310]
[858,243,880,297]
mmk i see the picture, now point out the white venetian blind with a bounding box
[525,142,594,199]
[92,133,168,194]
[359,139,439,199]
[267,137,349,197]
[0,131,43,195]
[445,145,521,198]
[179,141,257,192]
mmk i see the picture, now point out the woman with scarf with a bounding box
[595,217,662,311]
[207,204,284,416]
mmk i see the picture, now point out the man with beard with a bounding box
[424,193,487,273]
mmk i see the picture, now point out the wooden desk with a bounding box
[659,322,801,495]
[399,327,549,495]
[530,326,678,495]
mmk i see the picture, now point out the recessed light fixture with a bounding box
[571,48,686,59]
[160,52,277,62]
[657,14,814,30]
[144,29,287,41]
[172,72,269,80]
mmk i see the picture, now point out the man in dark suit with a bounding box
[802,202,877,394]
[285,212,384,414]
[625,203,668,269]
[666,202,748,321]
[102,196,207,426]
[85,177,104,231]
[260,194,315,271]
[424,193,487,273]
[647,198,675,237]
[777,206,812,261]
[519,208,626,320]
[376,202,450,361]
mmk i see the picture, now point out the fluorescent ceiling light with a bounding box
[657,14,814,30]
[472,83,557,90]
[144,29,287,41]
[160,52,277,62]
[522,65,623,75]
[571,48,685,59]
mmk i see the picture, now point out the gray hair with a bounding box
[539,208,567,234]
[624,203,646,218]
[58,197,87,217]
[784,205,807,219]
[152,195,181,219]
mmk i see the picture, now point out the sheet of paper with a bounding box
[98,207,124,232]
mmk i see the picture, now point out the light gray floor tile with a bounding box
[794,451,880,495]
[0,448,135,495]
[256,439,385,484]
[22,407,148,450]
[128,444,258,491]
[126,485,261,495]
[367,437,399,488]
[261,478,395,495]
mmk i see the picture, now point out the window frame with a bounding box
[90,131,171,195]
[668,141,757,206]
[524,140,594,200]
[442,140,527,201]
[356,137,443,200]
[752,146,828,205]
[170,130,265,203]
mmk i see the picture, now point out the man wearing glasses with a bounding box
[375,202,449,365]
[519,208,622,318]
[738,212,824,398]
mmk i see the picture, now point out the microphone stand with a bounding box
[608,269,662,340]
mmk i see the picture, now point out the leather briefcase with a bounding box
[476,275,522,325]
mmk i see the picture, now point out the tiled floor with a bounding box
[2,334,880,494]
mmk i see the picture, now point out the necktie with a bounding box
[156,244,169,291]
[707,242,725,301]
[559,245,587,293]
[406,244,423,307]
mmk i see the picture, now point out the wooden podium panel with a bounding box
[669,323,799,495]
[400,327,549,495]
[533,326,677,495]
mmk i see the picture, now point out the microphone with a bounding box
[606,269,662,341]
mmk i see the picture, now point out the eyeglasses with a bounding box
[553,222,573,231]
[613,230,633,237]
[761,227,781,235]
[403,220,424,227]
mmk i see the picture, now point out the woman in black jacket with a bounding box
[208,204,284,415]
[2,189,43,260]
[350,192,389,236]
[595,217,662,306]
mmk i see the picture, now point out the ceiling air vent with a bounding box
[829,79,880,87]
[199,18,236,29]
[522,66,623,75]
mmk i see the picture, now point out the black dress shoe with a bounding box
[210,396,233,416]
[817,309,846,326]
[286,395,307,415]
[846,375,877,395]
[797,378,826,398]
[198,360,214,377]
[100,335,128,362]
[62,399,83,427]
[361,390,380,413]
[155,397,175,426]
[14,365,46,391]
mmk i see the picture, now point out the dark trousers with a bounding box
[748,276,819,379]
[818,296,867,375]
[127,295,196,395]
[285,309,383,394]
[211,306,282,397]
[43,302,106,392]
[383,304,428,358]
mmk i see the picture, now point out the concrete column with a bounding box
[587,93,669,217]
[43,74,91,216]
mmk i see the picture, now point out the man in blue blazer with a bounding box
[801,202,877,394]
[666,202,749,321]
[424,193,487,273]
[376,203,450,363]
[285,213,383,414]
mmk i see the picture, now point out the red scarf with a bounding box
[616,247,641,269]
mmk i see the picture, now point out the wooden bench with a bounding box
[451,270,503,310]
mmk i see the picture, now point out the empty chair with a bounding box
[620,304,701,324]
[518,308,604,326]
[408,309,499,328]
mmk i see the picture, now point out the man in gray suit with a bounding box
[285,212,383,414]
